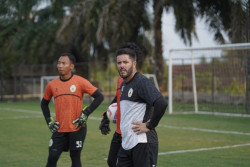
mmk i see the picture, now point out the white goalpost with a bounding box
[168,43,250,115]
[143,74,159,90]
[40,76,58,100]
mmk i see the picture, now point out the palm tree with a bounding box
[97,0,240,90]
[1,0,247,87]
[56,0,153,80]
[56,0,111,79]
[96,0,197,90]
[0,0,82,66]
[96,0,152,67]
[230,0,249,43]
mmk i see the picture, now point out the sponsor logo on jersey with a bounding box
[128,88,133,97]
[70,85,76,92]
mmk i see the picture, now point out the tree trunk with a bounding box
[153,0,164,91]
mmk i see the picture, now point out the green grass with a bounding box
[1,101,250,167]
[173,102,246,114]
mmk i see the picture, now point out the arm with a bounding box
[41,98,59,133]
[73,89,104,129]
[146,96,168,129]
[132,96,167,134]
[99,77,122,135]
[99,96,117,135]
[132,77,168,134]
[83,89,104,115]
[110,96,117,105]
[41,98,51,124]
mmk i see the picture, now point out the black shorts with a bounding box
[117,143,158,167]
[49,126,87,152]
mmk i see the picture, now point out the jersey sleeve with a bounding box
[43,83,53,101]
[137,78,161,105]
[80,77,98,95]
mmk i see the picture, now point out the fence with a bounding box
[0,61,120,103]
[1,43,250,115]
[168,43,250,115]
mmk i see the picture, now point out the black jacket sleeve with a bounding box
[41,98,51,124]
[110,96,117,104]
[83,89,104,115]
[146,96,168,130]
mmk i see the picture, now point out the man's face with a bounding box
[116,54,136,80]
[57,56,74,76]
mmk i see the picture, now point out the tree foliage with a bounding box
[0,0,249,85]
[0,0,76,64]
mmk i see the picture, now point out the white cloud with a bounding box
[162,9,229,60]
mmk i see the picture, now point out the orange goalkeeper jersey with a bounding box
[115,76,123,134]
[43,75,97,132]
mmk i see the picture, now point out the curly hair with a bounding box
[116,42,142,61]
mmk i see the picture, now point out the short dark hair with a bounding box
[60,53,76,65]
[116,42,142,61]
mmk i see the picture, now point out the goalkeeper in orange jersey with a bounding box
[99,76,123,167]
[41,53,104,167]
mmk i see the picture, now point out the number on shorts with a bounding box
[76,141,82,148]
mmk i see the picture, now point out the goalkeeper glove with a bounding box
[72,106,88,129]
[47,117,59,133]
[99,112,111,135]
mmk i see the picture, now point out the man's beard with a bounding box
[119,66,133,79]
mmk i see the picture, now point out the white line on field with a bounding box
[0,108,101,120]
[1,108,249,136]
[172,111,250,118]
[2,108,250,158]
[103,142,250,160]
[90,117,102,121]
[158,143,250,155]
[1,107,41,114]
[198,111,250,118]
[158,124,250,136]
[0,115,43,120]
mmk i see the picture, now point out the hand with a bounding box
[131,121,150,135]
[47,117,59,133]
[72,111,88,129]
[99,112,111,135]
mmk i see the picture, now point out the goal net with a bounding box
[168,43,250,115]
[40,76,58,100]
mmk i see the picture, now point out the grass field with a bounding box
[1,101,250,167]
